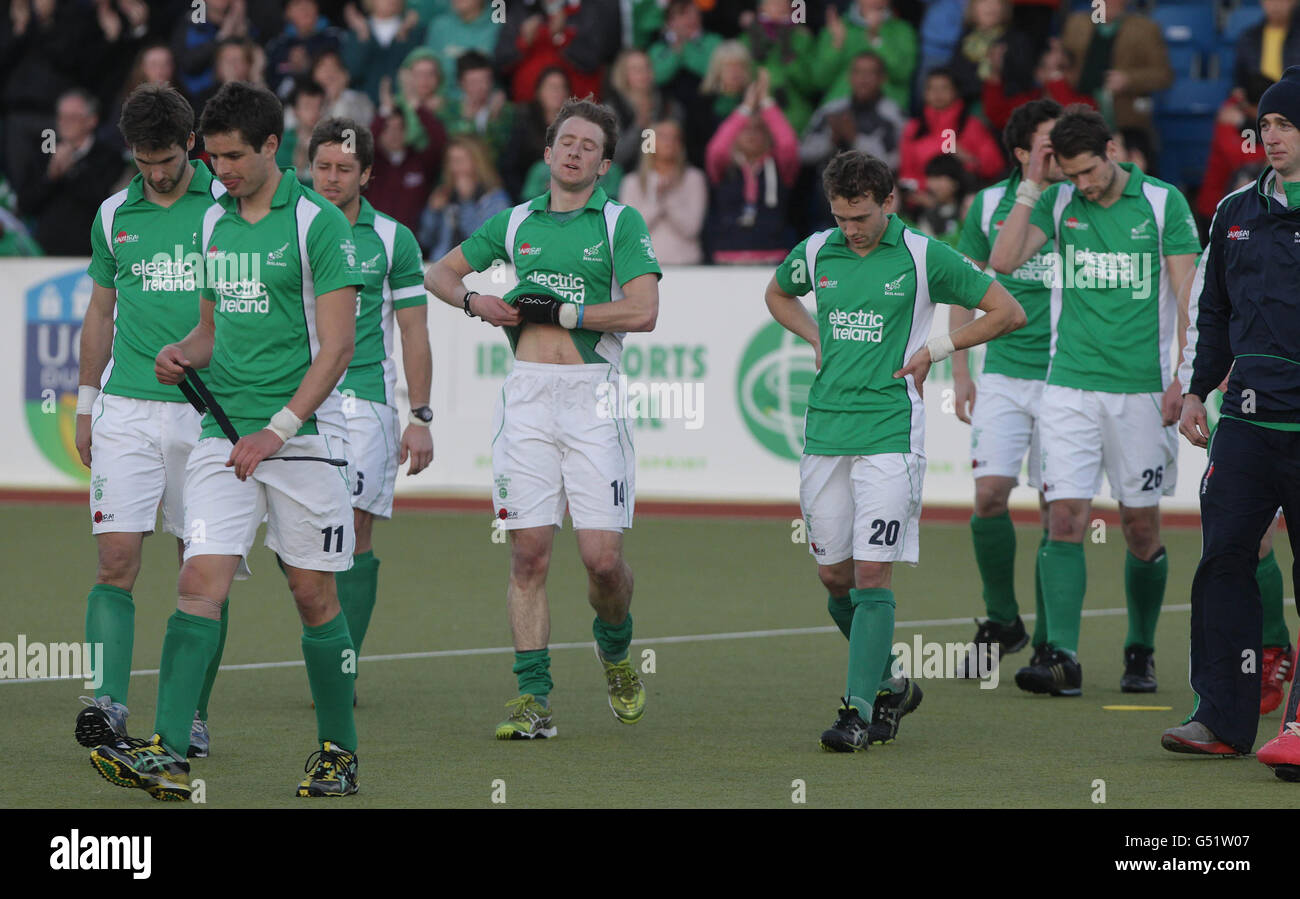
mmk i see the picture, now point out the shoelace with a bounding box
[606,662,640,698]
[303,748,348,779]
[504,696,544,724]
[1284,722,1300,738]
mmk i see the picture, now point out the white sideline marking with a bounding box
[0,603,1196,685]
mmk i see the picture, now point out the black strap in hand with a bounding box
[514,293,563,325]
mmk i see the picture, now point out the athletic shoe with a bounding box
[494,694,557,740]
[1028,643,1049,666]
[1261,646,1294,715]
[90,734,192,801]
[75,695,129,748]
[188,712,209,759]
[595,645,646,724]
[868,678,924,744]
[1258,722,1300,781]
[1014,647,1082,696]
[957,616,1029,678]
[1120,646,1157,693]
[1160,720,1246,757]
[820,699,870,753]
[297,741,359,797]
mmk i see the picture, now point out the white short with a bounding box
[970,373,1043,489]
[89,394,201,537]
[183,435,355,576]
[491,361,634,531]
[1038,385,1178,508]
[799,453,925,565]
[344,397,400,519]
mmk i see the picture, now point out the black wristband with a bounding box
[463,290,479,317]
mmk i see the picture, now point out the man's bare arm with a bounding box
[424,246,519,327]
[764,275,820,366]
[578,272,659,332]
[155,298,217,384]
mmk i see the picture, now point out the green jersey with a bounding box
[958,171,1052,380]
[338,198,427,406]
[1028,162,1201,394]
[460,186,662,367]
[197,168,363,439]
[87,161,226,402]
[775,214,993,456]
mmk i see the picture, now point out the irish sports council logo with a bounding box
[24,269,92,481]
[735,321,817,462]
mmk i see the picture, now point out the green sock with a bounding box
[593,613,633,663]
[195,600,228,721]
[85,584,134,704]
[335,550,379,662]
[1258,550,1290,647]
[514,648,552,700]
[878,650,902,692]
[827,593,853,639]
[1124,548,1167,651]
[846,588,896,712]
[971,512,1018,623]
[1039,540,1086,654]
[302,612,357,752]
[1032,530,1048,647]
[154,610,221,757]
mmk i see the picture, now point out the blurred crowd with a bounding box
[0,0,1289,261]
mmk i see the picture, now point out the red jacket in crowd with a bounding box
[899,100,1005,193]
[1198,96,1267,221]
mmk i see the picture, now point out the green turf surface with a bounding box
[1,503,1296,808]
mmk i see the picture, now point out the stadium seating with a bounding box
[1156,79,1231,191]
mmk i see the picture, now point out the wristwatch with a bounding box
[409,405,433,426]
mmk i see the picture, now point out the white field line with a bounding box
[0,603,1196,686]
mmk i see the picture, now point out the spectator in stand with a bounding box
[801,51,904,229]
[898,66,1004,198]
[313,48,377,124]
[814,0,918,114]
[422,0,499,101]
[16,89,126,257]
[494,0,621,104]
[279,79,327,183]
[397,47,448,118]
[1061,0,1171,137]
[1011,0,1058,59]
[439,50,514,163]
[171,0,253,101]
[702,0,752,39]
[341,0,426,104]
[1199,73,1272,221]
[1114,126,1151,173]
[193,38,259,121]
[419,134,510,259]
[619,118,708,265]
[686,40,754,169]
[608,49,683,174]
[705,68,799,265]
[916,0,968,111]
[981,37,1095,132]
[265,0,344,99]
[650,0,722,117]
[946,0,1020,106]
[1234,0,1300,88]
[912,151,969,247]
[499,65,571,201]
[102,43,184,152]
[89,0,154,114]
[368,71,447,234]
[737,0,819,135]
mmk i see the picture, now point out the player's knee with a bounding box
[853,561,891,590]
[176,564,222,606]
[1120,512,1160,557]
[288,577,333,619]
[353,509,373,552]
[96,547,140,589]
[510,544,551,586]
[818,566,853,596]
[583,549,626,588]
[973,487,1010,519]
[1048,504,1086,541]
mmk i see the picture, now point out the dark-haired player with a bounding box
[991,104,1200,697]
[90,81,363,799]
[765,150,1025,752]
[425,96,661,740]
[949,98,1064,678]
[309,117,433,685]
[75,84,228,760]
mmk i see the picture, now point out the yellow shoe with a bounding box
[494,694,557,740]
[90,735,191,802]
[296,741,359,797]
[595,645,646,724]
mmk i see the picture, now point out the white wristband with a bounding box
[1014,180,1042,208]
[76,385,100,415]
[926,334,956,364]
[558,303,580,329]
[265,406,302,442]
